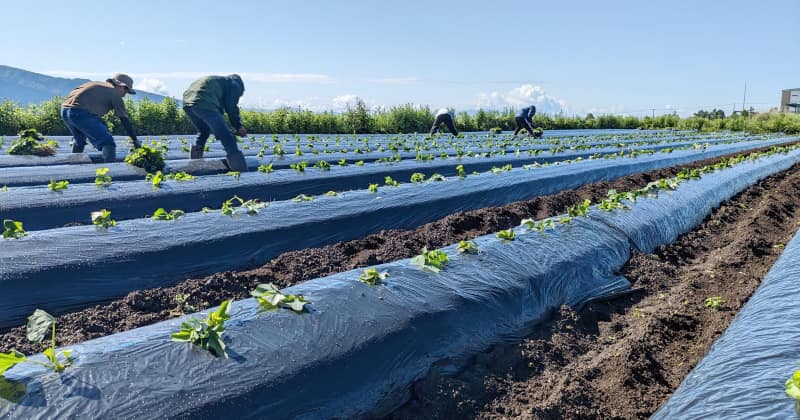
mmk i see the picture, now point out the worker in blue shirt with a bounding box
[513,105,537,136]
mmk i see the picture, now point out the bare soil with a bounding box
[387,162,800,419]
[0,143,793,372]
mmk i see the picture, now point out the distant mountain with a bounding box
[0,65,168,105]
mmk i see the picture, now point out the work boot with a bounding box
[190,145,204,159]
[101,144,117,163]
[72,143,85,153]
[224,150,248,172]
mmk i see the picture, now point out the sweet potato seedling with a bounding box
[786,369,800,406]
[457,240,479,254]
[48,179,69,191]
[429,173,446,182]
[314,160,331,171]
[171,300,231,358]
[257,163,274,173]
[410,173,426,183]
[124,144,166,173]
[94,167,112,187]
[251,283,310,313]
[152,208,185,221]
[359,268,389,286]
[326,190,338,196]
[496,229,516,241]
[411,247,449,273]
[91,209,116,229]
[146,171,164,188]
[368,183,379,193]
[456,164,466,178]
[2,219,27,239]
[567,199,591,218]
[1,309,76,383]
[384,176,399,187]
[292,194,314,202]
[290,161,307,173]
[226,171,241,180]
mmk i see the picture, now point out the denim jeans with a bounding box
[183,106,240,155]
[60,108,115,150]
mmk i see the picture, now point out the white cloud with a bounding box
[476,84,568,114]
[238,94,378,112]
[136,78,170,95]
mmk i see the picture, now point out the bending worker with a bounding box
[429,108,458,136]
[513,105,537,136]
[61,73,140,162]
[182,74,248,172]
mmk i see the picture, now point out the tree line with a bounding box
[1,97,798,136]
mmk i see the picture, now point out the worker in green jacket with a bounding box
[182,75,248,171]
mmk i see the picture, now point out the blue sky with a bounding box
[2,0,797,116]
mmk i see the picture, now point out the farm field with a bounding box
[2,129,800,418]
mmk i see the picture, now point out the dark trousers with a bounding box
[513,117,535,136]
[430,113,458,135]
[183,106,240,155]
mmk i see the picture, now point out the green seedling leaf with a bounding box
[146,170,164,188]
[26,309,55,343]
[314,160,330,171]
[152,208,185,221]
[359,268,389,286]
[496,229,516,241]
[457,240,479,254]
[384,176,399,187]
[292,194,314,202]
[456,164,466,178]
[368,183,379,193]
[257,163,274,173]
[169,171,195,181]
[412,247,449,272]
[410,173,426,183]
[2,219,27,239]
[428,173,446,182]
[786,369,800,400]
[251,283,310,313]
[326,190,338,196]
[48,179,69,191]
[0,350,26,376]
[94,167,112,186]
[226,171,241,180]
[91,209,116,229]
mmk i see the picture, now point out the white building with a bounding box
[781,88,800,113]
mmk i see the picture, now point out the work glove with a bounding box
[236,127,248,138]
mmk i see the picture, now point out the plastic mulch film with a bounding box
[3,137,794,230]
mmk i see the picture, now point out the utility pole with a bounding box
[651,108,656,119]
[742,83,747,114]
